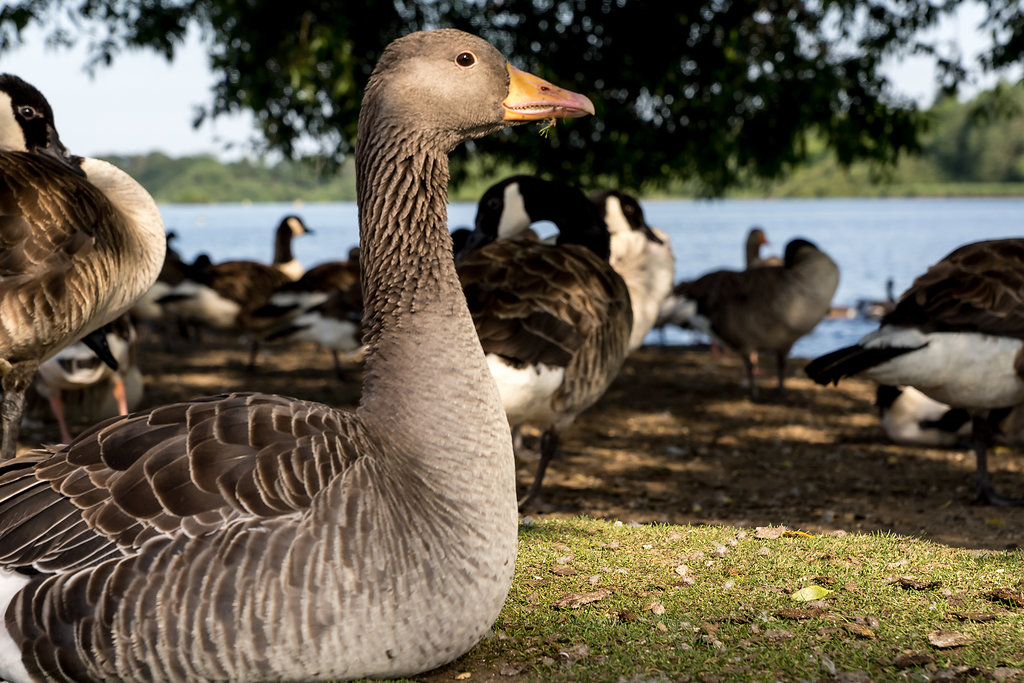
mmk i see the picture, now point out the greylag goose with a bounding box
[459,176,632,509]
[673,238,839,400]
[0,74,165,459]
[33,316,139,443]
[746,227,783,268]
[805,239,1024,504]
[0,29,593,681]
[590,188,675,351]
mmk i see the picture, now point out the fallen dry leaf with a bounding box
[951,611,997,622]
[455,673,471,680]
[893,651,934,668]
[843,622,876,639]
[754,526,786,539]
[776,607,827,620]
[553,588,612,609]
[648,600,666,615]
[896,577,942,591]
[674,564,690,577]
[927,629,974,649]
[783,530,813,538]
[656,621,668,632]
[985,588,1024,608]
[551,565,578,576]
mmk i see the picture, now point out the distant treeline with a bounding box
[105,82,1024,204]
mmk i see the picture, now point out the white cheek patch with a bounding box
[287,216,305,236]
[497,182,531,239]
[0,93,27,152]
[602,195,631,235]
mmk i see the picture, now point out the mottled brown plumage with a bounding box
[883,238,1024,337]
[0,75,165,459]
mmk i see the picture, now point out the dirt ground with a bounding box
[22,330,1024,552]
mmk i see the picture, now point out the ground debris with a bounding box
[927,629,974,649]
[895,576,942,591]
[552,588,612,609]
[984,587,1024,608]
[892,650,935,668]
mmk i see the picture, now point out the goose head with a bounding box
[280,215,313,238]
[592,189,663,244]
[783,238,819,267]
[464,174,610,258]
[359,30,593,156]
[0,73,84,176]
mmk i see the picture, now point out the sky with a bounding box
[0,2,1017,160]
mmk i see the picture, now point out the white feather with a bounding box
[0,568,31,683]
[486,355,565,427]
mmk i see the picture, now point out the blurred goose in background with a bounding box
[876,384,972,447]
[805,239,1024,504]
[270,215,313,280]
[461,175,632,508]
[670,238,840,400]
[746,226,783,268]
[0,74,164,459]
[33,316,141,443]
[253,249,363,371]
[0,29,593,681]
[591,188,675,351]
[856,277,897,320]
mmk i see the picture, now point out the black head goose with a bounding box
[33,316,139,443]
[673,238,840,400]
[459,177,632,509]
[0,74,165,459]
[805,239,1024,504]
[271,214,313,280]
[590,188,675,351]
[0,29,592,681]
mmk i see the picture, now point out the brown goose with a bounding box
[745,226,783,268]
[459,177,632,509]
[806,239,1024,504]
[674,238,839,400]
[0,29,592,681]
[0,74,165,459]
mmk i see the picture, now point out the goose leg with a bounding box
[743,356,759,402]
[48,393,74,444]
[971,415,1024,505]
[774,351,787,395]
[1,362,37,460]
[518,429,558,510]
[112,376,129,415]
[246,339,260,371]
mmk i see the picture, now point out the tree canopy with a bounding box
[3,0,1023,194]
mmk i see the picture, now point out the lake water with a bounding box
[158,196,1024,358]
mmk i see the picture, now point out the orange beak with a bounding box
[503,64,595,121]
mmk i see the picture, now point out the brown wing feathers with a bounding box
[0,393,360,575]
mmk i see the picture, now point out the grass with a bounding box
[420,518,1024,682]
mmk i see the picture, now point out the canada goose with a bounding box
[33,316,139,443]
[591,188,675,351]
[254,250,363,372]
[673,238,840,400]
[746,226,783,268]
[0,74,165,459]
[271,215,314,280]
[0,30,592,681]
[856,278,897,320]
[805,239,1024,505]
[876,384,971,447]
[459,176,632,509]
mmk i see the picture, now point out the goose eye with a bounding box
[17,106,38,119]
[455,51,476,68]
[486,197,500,210]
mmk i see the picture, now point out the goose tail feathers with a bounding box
[804,344,915,386]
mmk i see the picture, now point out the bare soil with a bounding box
[23,331,1024,552]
